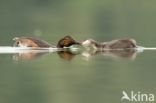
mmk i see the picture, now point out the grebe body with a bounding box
[13,37,54,48]
[82,38,137,50]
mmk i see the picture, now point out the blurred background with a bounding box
[0,0,156,46]
[0,0,156,103]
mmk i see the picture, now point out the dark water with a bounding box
[0,0,156,103]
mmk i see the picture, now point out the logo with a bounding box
[121,90,154,102]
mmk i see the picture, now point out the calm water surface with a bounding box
[0,49,156,103]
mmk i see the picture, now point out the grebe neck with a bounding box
[91,40,106,49]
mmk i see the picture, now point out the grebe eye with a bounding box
[14,41,20,47]
[17,41,20,44]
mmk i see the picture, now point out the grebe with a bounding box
[82,38,137,50]
[57,36,80,48]
[13,37,55,48]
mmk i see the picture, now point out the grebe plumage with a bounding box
[13,37,55,48]
[82,38,137,50]
[57,35,80,48]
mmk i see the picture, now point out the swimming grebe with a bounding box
[82,38,137,50]
[57,36,80,48]
[13,37,55,48]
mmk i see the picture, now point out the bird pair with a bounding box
[13,36,80,48]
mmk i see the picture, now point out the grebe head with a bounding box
[57,35,80,48]
[13,37,28,47]
[13,37,52,48]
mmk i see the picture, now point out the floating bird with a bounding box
[57,35,80,48]
[13,37,55,48]
[82,38,137,50]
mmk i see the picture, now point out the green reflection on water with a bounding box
[0,50,156,103]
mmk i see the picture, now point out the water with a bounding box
[0,47,156,103]
[1,0,156,103]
